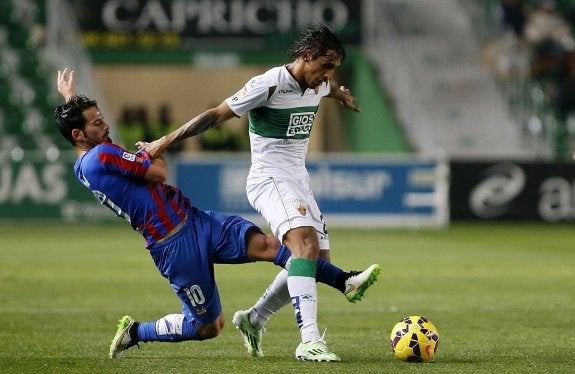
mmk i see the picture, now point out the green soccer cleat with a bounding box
[109,315,139,359]
[232,309,265,357]
[295,339,341,362]
[344,264,382,303]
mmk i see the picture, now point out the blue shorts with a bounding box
[148,207,260,325]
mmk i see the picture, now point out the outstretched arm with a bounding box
[57,68,75,102]
[327,79,361,113]
[137,101,237,158]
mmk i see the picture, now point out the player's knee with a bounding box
[246,229,280,261]
[258,234,281,261]
[197,324,221,339]
[197,316,225,339]
[266,235,281,253]
[284,227,319,259]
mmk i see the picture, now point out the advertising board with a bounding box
[450,161,575,221]
[176,156,449,227]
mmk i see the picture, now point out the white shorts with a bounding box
[246,175,330,250]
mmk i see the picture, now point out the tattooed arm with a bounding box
[137,101,237,157]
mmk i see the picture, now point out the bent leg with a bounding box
[137,309,224,342]
[145,216,227,342]
[283,226,321,343]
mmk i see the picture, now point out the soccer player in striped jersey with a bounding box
[139,25,381,362]
[54,68,378,361]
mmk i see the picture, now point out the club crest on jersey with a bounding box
[195,306,207,316]
[296,202,307,216]
[122,152,136,162]
[286,112,315,136]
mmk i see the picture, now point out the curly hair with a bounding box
[288,24,346,62]
[54,95,98,146]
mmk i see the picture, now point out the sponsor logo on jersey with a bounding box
[122,152,136,162]
[278,89,295,94]
[231,86,248,102]
[286,112,315,136]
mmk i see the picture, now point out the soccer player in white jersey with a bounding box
[139,25,381,362]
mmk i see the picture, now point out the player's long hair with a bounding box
[55,95,98,146]
[288,24,346,62]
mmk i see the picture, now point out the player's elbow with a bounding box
[145,159,169,183]
[144,168,168,183]
[153,170,168,183]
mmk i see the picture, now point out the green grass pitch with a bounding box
[0,221,573,373]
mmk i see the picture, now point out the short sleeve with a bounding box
[225,74,272,117]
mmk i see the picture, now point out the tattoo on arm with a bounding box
[166,110,217,145]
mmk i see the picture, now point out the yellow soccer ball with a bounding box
[390,315,439,362]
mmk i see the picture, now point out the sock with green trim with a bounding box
[288,258,320,343]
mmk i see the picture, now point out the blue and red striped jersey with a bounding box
[74,142,190,247]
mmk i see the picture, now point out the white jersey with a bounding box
[225,65,330,179]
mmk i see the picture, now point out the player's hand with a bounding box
[57,68,75,102]
[136,136,169,158]
[338,85,361,113]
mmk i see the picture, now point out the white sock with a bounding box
[288,275,320,343]
[249,269,291,329]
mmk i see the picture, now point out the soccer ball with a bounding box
[389,315,439,362]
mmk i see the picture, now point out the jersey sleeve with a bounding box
[98,143,151,179]
[225,74,272,117]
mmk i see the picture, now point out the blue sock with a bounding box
[273,245,291,267]
[137,313,200,342]
[273,244,344,288]
[316,256,343,288]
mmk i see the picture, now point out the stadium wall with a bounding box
[0,152,113,221]
[343,51,411,154]
[0,154,449,227]
[174,155,449,228]
[4,157,575,224]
